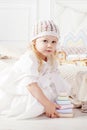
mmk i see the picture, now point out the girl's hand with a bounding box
[44,101,61,118]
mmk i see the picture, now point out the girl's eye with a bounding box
[43,40,48,43]
[52,41,56,44]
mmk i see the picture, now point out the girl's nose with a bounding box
[47,42,52,47]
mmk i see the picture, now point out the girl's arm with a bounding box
[27,83,60,118]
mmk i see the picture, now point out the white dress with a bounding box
[0,50,71,119]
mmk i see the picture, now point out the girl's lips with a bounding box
[46,50,52,52]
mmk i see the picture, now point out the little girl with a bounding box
[0,20,71,119]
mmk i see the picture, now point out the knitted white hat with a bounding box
[30,20,60,42]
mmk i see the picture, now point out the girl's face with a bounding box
[34,35,58,57]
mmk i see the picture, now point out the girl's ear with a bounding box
[32,40,36,45]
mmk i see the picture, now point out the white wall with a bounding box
[51,0,87,46]
[0,0,37,57]
[36,0,51,20]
